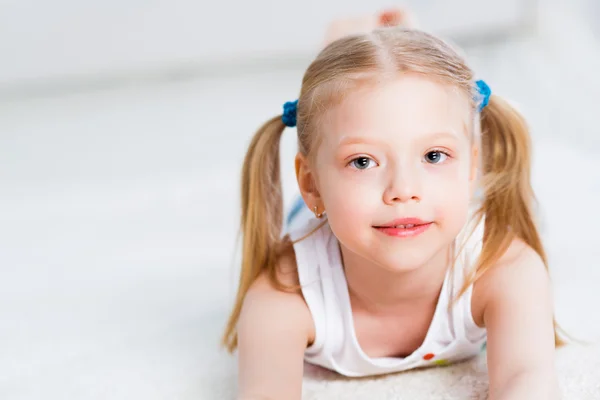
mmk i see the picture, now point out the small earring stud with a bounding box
[313,205,324,219]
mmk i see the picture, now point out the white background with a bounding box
[0,0,528,89]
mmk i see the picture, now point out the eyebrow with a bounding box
[337,136,386,147]
[422,131,461,141]
[337,131,460,147]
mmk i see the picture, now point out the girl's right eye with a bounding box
[348,156,378,170]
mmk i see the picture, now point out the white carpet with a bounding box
[300,343,600,399]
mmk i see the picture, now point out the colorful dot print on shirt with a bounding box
[424,353,449,366]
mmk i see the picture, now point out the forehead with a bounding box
[321,74,471,145]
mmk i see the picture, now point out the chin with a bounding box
[376,250,440,273]
[366,232,452,273]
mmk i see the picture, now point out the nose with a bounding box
[382,165,422,205]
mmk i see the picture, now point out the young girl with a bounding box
[223,26,563,400]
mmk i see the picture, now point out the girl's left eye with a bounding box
[348,156,378,170]
[424,150,449,164]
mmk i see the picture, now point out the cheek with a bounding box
[435,192,470,224]
[428,162,472,228]
[428,155,472,190]
[317,168,381,238]
[321,172,377,218]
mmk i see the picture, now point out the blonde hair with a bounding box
[222,28,564,352]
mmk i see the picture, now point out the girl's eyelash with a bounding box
[346,155,372,164]
[346,155,377,170]
[429,149,453,157]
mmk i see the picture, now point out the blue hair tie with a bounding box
[475,80,491,111]
[282,100,298,127]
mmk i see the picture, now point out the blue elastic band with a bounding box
[282,100,298,127]
[475,79,491,111]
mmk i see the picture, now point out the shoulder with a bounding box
[247,242,305,297]
[236,246,316,399]
[239,244,315,347]
[471,237,552,327]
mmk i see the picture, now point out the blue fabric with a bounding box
[475,80,491,111]
[286,195,306,225]
[282,100,298,127]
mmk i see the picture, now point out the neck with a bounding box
[340,243,453,315]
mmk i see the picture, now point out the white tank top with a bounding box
[286,210,487,377]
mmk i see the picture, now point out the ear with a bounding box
[295,152,323,212]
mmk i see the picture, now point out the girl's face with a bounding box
[301,74,477,272]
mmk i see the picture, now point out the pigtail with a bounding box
[467,95,565,346]
[479,95,543,266]
[222,115,287,352]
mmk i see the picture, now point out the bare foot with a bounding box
[323,7,418,47]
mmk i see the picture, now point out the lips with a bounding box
[375,218,429,228]
[373,218,432,238]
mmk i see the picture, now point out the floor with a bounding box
[2,4,600,398]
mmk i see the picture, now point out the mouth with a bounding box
[373,218,433,238]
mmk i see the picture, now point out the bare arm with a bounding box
[237,254,314,400]
[473,239,559,400]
